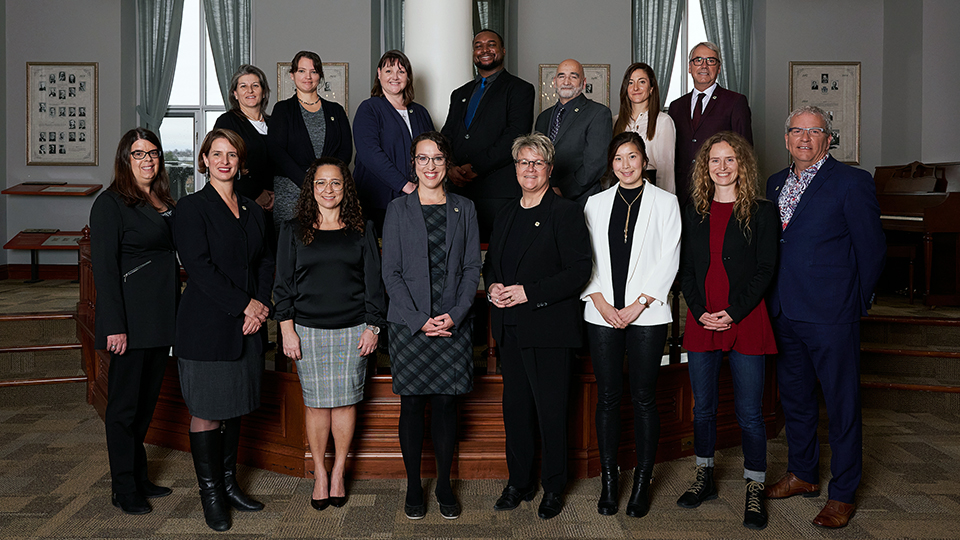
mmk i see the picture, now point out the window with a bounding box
[159,0,225,199]
[664,0,708,107]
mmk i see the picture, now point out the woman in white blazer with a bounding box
[582,131,681,518]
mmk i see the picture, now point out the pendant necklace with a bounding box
[298,93,320,106]
[617,182,645,243]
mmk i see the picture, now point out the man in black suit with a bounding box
[668,41,752,206]
[441,29,535,241]
[534,59,612,206]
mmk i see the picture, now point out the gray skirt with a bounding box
[178,333,263,420]
[295,323,367,408]
[273,176,298,229]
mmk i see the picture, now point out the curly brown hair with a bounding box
[293,157,365,245]
[690,131,761,241]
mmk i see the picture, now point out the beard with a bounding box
[474,56,504,72]
[557,86,581,100]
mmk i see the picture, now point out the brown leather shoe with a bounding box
[813,500,855,528]
[764,473,820,499]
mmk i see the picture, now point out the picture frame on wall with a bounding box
[538,63,610,115]
[27,62,98,166]
[277,62,349,114]
[789,61,861,164]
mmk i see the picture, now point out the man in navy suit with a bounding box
[668,41,752,206]
[534,59,612,206]
[441,29,535,241]
[764,106,885,529]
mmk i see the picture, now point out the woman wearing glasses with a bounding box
[484,132,592,521]
[175,129,274,531]
[582,131,680,518]
[612,63,676,194]
[353,50,434,235]
[381,132,481,520]
[269,51,352,230]
[90,128,177,516]
[273,157,385,512]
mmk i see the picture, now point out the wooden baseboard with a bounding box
[5,264,80,280]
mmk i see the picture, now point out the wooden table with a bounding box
[1,183,101,196]
[4,230,83,283]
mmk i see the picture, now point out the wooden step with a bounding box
[861,343,960,358]
[0,343,81,354]
[0,311,75,322]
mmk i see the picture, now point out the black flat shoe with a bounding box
[329,495,347,508]
[537,492,563,520]
[493,485,536,511]
[310,497,329,511]
[404,502,426,520]
[137,479,172,499]
[112,492,151,515]
[437,495,461,520]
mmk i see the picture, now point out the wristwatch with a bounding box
[366,325,381,335]
[638,296,649,306]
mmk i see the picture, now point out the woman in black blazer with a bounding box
[268,51,352,229]
[678,131,778,530]
[381,132,481,520]
[174,129,274,532]
[90,128,178,516]
[483,132,592,521]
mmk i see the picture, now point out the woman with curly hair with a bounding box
[677,131,777,530]
[273,157,385,511]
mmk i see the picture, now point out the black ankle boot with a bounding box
[625,469,651,518]
[190,429,231,532]
[597,466,619,515]
[676,464,718,508]
[221,418,264,512]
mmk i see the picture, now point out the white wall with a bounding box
[3,0,130,265]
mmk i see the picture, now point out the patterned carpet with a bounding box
[1,384,959,539]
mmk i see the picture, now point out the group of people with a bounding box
[89,29,885,533]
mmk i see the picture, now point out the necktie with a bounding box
[692,92,705,131]
[464,77,487,128]
[549,106,566,141]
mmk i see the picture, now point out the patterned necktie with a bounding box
[549,106,566,141]
[464,77,487,128]
[692,92,705,130]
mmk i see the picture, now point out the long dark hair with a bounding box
[109,128,175,209]
[371,50,415,106]
[613,63,662,141]
[601,131,649,187]
[293,157,365,245]
[410,131,455,182]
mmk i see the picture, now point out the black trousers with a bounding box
[499,325,572,493]
[587,323,667,474]
[104,347,168,493]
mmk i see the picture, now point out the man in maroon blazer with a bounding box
[668,41,752,206]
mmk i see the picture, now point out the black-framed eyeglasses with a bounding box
[689,56,719,66]
[515,159,549,171]
[313,179,343,191]
[787,127,827,137]
[131,150,160,160]
[415,155,446,167]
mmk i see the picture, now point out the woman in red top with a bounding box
[678,131,778,530]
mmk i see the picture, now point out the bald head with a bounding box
[554,59,585,104]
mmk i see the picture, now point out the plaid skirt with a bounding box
[295,323,367,408]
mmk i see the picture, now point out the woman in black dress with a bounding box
[274,158,385,511]
[175,129,274,532]
[268,51,352,229]
[381,132,481,520]
[90,128,177,515]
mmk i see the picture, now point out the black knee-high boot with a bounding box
[595,405,620,515]
[221,417,264,512]
[190,429,230,531]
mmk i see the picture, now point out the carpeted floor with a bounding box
[2,383,960,539]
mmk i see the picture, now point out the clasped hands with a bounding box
[242,299,270,335]
[699,310,733,332]
[591,293,650,329]
[447,163,477,187]
[421,313,454,337]
[487,283,527,309]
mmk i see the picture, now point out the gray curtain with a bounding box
[632,0,684,107]
[383,0,404,52]
[203,0,251,107]
[137,0,185,131]
[473,0,505,36]
[699,0,752,96]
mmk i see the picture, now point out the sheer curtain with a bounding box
[699,0,752,96]
[203,0,251,107]
[632,0,684,106]
[137,0,185,131]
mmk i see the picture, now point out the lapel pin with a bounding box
[454,207,460,212]
[462,98,467,103]
[535,221,540,227]
[331,117,335,121]
[574,108,580,112]
[241,205,247,210]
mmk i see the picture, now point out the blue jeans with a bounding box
[687,350,766,481]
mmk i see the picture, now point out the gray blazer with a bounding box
[535,93,612,205]
[381,191,482,334]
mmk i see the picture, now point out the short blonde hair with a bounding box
[511,132,555,164]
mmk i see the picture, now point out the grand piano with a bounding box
[874,161,960,306]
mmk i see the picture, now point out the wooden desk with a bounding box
[4,230,83,283]
[2,182,101,196]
